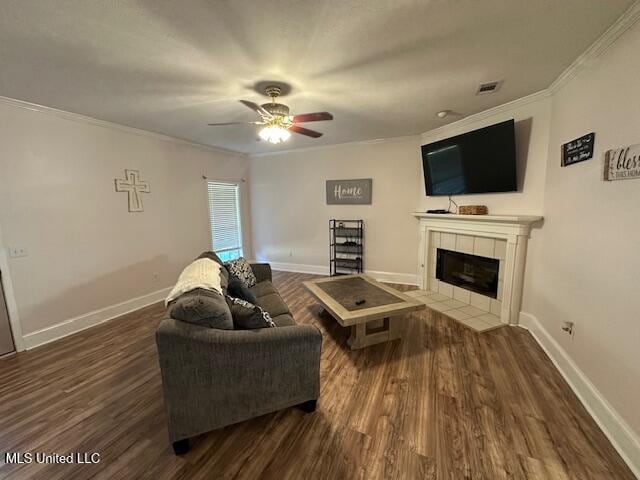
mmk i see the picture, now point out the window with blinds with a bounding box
[207,181,243,262]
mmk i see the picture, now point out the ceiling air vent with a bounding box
[476,81,502,95]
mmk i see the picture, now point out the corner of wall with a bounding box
[519,311,640,478]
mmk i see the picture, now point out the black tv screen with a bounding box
[421,119,517,196]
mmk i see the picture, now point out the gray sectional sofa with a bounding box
[156,262,322,455]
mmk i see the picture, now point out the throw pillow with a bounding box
[227,275,258,304]
[225,257,257,288]
[169,288,233,329]
[226,295,276,329]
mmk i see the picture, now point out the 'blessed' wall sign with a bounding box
[604,143,640,181]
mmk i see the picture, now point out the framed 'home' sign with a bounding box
[604,143,640,181]
[326,179,372,205]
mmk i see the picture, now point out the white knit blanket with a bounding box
[165,258,223,306]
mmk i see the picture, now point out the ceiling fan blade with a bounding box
[207,121,264,126]
[289,125,323,138]
[292,112,333,123]
[239,100,272,118]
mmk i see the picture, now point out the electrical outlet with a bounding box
[8,246,28,258]
[289,250,293,257]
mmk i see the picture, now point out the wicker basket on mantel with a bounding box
[458,205,488,215]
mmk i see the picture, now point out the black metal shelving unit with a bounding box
[329,219,364,276]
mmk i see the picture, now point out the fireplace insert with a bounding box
[436,249,499,298]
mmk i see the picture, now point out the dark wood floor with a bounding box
[0,271,634,479]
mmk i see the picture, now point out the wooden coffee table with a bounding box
[303,274,424,349]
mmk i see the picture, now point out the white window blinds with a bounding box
[207,182,243,261]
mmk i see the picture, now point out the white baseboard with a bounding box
[23,287,172,350]
[519,311,640,478]
[268,261,418,285]
[363,269,418,285]
[269,261,330,276]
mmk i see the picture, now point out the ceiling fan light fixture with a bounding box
[259,124,291,144]
[207,85,331,142]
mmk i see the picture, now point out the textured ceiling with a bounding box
[0,0,633,154]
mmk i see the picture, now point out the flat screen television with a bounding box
[421,119,517,196]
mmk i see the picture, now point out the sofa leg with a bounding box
[298,399,317,413]
[172,438,190,455]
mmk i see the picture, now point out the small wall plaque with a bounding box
[604,143,640,181]
[561,132,595,167]
[326,179,372,205]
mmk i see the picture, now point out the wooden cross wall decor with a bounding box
[114,169,150,212]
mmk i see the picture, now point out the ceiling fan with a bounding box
[208,85,333,144]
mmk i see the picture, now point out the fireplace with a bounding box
[414,213,542,325]
[436,249,499,299]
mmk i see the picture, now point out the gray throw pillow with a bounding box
[225,257,257,288]
[226,295,275,329]
[170,288,233,329]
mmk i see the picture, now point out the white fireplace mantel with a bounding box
[413,212,542,232]
[412,212,543,325]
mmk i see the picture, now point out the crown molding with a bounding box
[250,134,421,158]
[420,89,551,143]
[0,95,245,157]
[549,0,640,94]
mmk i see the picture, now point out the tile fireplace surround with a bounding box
[412,213,542,331]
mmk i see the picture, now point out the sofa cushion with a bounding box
[226,296,276,329]
[249,281,277,299]
[169,288,233,329]
[227,275,257,304]
[224,257,257,288]
[250,263,272,283]
[255,293,290,318]
[271,313,296,327]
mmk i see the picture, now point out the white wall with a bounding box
[527,20,640,439]
[0,100,251,337]
[250,137,422,282]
